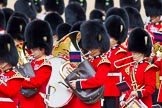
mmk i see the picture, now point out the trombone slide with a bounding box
[114,56,135,68]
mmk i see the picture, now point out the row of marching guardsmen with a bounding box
[1,0,162,108]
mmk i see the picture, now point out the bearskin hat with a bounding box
[6,15,28,41]
[95,0,114,12]
[124,6,144,29]
[128,27,152,57]
[0,0,7,7]
[14,0,37,20]
[56,23,71,40]
[144,0,162,17]
[89,9,105,22]
[0,9,5,29]
[33,0,42,13]
[2,8,13,27]
[70,21,83,32]
[11,12,29,24]
[120,0,141,12]
[65,2,86,25]
[24,20,53,55]
[44,12,64,35]
[105,15,127,44]
[80,20,110,53]
[44,0,65,15]
[0,34,18,66]
[68,0,87,12]
[106,7,129,33]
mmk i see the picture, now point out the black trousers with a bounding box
[103,96,120,108]
[152,88,159,105]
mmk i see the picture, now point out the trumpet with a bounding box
[114,56,135,68]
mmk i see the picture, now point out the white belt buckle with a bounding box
[107,72,122,82]
[0,98,13,102]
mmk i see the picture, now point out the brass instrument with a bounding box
[16,42,30,65]
[45,57,74,107]
[52,31,81,57]
[45,31,82,107]
[152,42,162,89]
[153,42,162,58]
[16,42,35,78]
[114,56,135,68]
[59,61,76,80]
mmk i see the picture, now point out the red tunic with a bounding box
[104,45,128,96]
[64,54,111,108]
[0,70,23,108]
[19,59,52,108]
[123,60,157,108]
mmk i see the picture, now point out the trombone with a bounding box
[114,56,135,68]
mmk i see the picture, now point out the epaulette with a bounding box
[97,55,111,67]
[144,63,158,72]
[115,47,127,55]
[35,59,51,70]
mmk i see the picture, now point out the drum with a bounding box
[46,57,73,108]
[125,100,143,108]
[123,97,147,108]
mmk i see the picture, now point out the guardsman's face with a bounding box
[88,48,101,57]
[110,37,118,48]
[31,48,45,59]
[132,52,144,62]
[151,16,160,23]
[0,61,5,68]
[0,61,8,72]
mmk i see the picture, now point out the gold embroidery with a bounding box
[115,47,127,55]
[97,55,110,67]
[144,64,158,72]
[34,59,51,70]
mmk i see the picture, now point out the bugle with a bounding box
[114,56,135,68]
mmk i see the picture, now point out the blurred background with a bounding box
[7,0,146,20]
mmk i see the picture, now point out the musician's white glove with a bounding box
[70,79,87,90]
[120,101,126,107]
[67,87,73,93]
[130,91,138,98]
[24,78,30,81]
[69,80,77,89]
